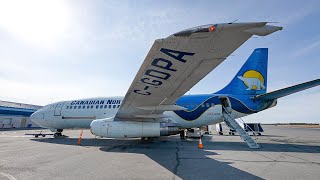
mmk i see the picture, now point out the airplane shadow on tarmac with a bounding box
[31,136,320,180]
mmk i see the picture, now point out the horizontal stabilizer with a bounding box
[251,79,320,101]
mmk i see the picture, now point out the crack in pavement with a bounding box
[172,141,181,180]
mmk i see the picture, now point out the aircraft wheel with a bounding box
[258,133,261,136]
[141,137,153,143]
[54,133,62,138]
[42,135,46,137]
[179,130,185,139]
[35,135,38,138]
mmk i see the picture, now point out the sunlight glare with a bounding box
[0,0,70,45]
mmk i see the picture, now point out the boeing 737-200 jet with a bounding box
[30,22,319,148]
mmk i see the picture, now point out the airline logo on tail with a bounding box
[238,70,265,90]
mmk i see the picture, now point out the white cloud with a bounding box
[292,39,320,58]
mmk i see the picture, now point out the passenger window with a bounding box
[100,105,103,108]
[211,103,214,107]
[83,106,85,109]
[66,106,69,109]
[78,106,81,109]
[109,105,111,108]
[113,105,116,108]
[74,106,77,109]
[201,104,205,107]
[104,105,107,108]
[91,105,93,109]
[206,103,210,107]
[96,105,99,109]
[87,106,90,109]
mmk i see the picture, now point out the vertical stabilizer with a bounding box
[216,48,268,95]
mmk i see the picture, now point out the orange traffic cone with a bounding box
[77,130,83,145]
[198,138,204,149]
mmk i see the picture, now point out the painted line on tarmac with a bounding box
[0,172,17,180]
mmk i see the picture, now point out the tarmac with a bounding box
[0,125,319,180]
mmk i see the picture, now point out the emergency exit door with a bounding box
[54,102,65,116]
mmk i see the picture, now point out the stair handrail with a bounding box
[221,106,258,140]
[237,116,258,140]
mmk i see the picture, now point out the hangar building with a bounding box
[0,100,42,129]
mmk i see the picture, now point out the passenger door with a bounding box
[54,102,65,116]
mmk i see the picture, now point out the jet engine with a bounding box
[90,118,179,138]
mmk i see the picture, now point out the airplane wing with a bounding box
[251,79,320,101]
[115,22,283,120]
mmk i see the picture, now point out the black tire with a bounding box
[35,135,38,138]
[42,135,46,137]
[258,133,261,136]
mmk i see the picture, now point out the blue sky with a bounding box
[0,0,319,123]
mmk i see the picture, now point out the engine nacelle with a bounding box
[90,118,179,138]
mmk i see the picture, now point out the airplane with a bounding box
[29,22,319,148]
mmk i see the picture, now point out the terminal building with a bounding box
[0,100,42,128]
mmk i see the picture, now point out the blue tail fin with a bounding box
[216,48,268,95]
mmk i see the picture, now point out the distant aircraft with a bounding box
[30,22,319,148]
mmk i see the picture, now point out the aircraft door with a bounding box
[54,102,65,116]
[219,97,232,113]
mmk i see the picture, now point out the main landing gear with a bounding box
[141,137,154,142]
[179,129,185,139]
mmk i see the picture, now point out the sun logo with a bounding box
[237,70,265,90]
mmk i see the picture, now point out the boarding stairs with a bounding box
[222,106,260,149]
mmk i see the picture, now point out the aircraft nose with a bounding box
[90,120,102,136]
[30,111,42,126]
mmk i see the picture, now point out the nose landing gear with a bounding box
[53,129,66,138]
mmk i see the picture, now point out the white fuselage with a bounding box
[30,96,246,131]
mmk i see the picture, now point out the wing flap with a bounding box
[137,105,187,111]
